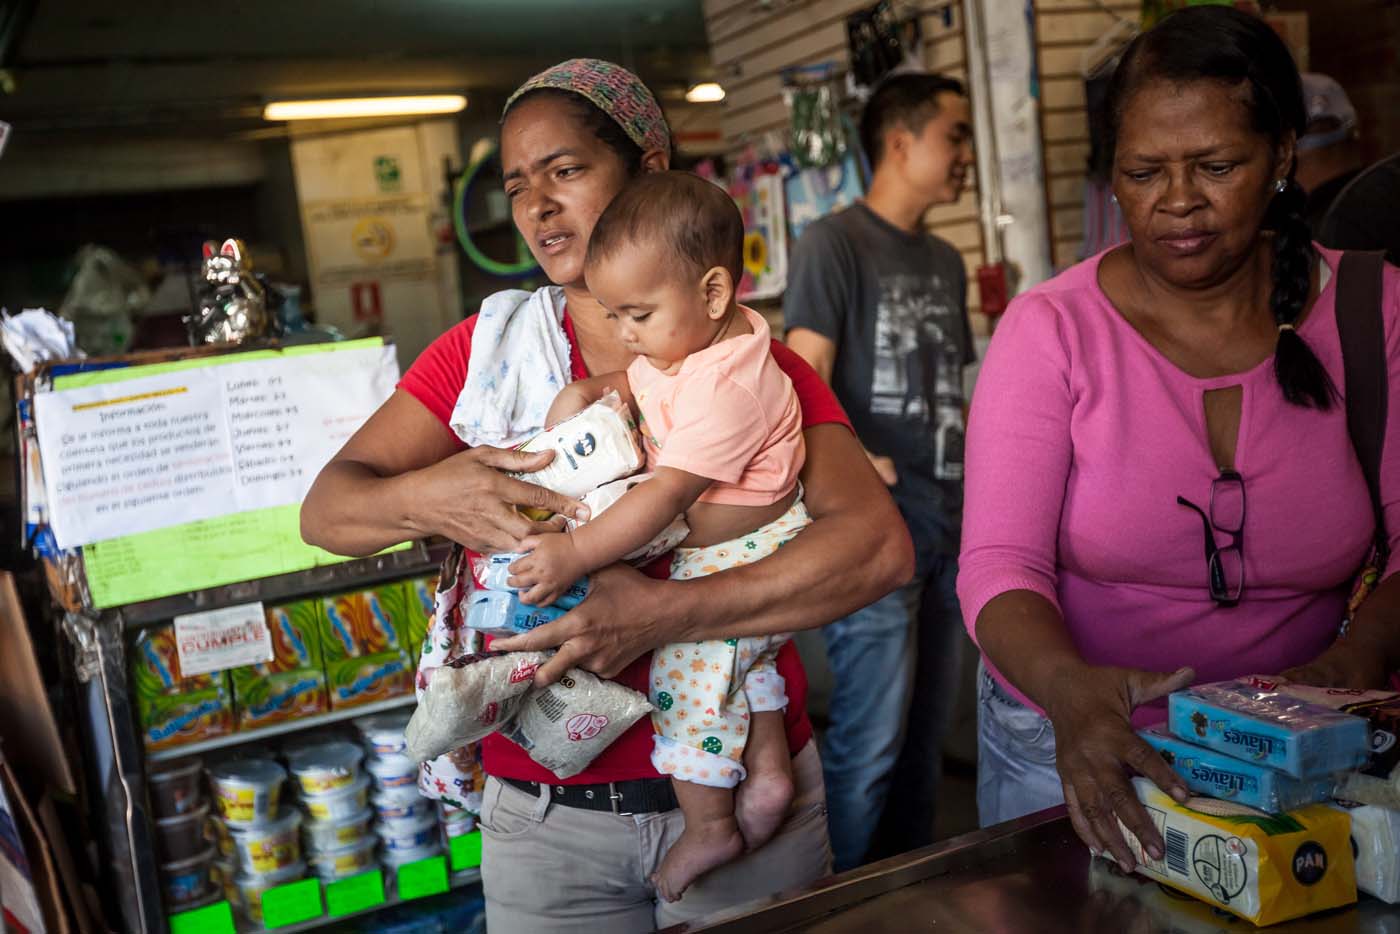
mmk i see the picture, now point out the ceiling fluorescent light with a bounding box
[263,94,467,121]
[685,82,725,104]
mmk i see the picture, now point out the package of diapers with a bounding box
[1139,726,1335,814]
[405,651,548,761]
[465,589,571,636]
[1328,800,1400,903]
[497,668,652,779]
[566,475,691,563]
[1119,777,1356,925]
[1168,680,1371,778]
[510,391,643,506]
[471,553,590,609]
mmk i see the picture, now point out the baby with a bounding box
[508,171,809,901]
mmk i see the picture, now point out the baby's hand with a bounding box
[509,533,587,607]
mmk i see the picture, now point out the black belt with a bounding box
[502,777,679,815]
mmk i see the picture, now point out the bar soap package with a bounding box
[1140,726,1335,814]
[1265,681,1400,809]
[465,589,568,637]
[1119,777,1356,926]
[1167,680,1370,778]
[471,553,590,609]
[510,390,643,504]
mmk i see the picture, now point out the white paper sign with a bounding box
[174,602,272,676]
[33,341,398,548]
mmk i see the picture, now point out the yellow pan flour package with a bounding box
[1119,777,1355,926]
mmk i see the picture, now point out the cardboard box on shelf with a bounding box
[130,625,234,752]
[230,598,329,728]
[318,584,415,709]
[398,576,437,668]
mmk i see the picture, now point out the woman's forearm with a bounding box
[301,459,423,557]
[975,590,1092,716]
[665,422,914,641]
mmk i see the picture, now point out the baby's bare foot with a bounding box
[652,817,745,903]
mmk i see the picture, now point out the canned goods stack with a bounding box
[354,711,445,878]
[207,756,306,924]
[288,740,377,885]
[148,757,221,913]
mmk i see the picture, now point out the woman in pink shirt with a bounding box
[959,5,1400,873]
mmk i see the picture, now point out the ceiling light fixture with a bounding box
[263,94,467,121]
[684,82,726,104]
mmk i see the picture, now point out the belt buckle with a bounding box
[608,782,633,816]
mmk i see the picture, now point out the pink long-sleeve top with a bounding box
[958,245,1400,726]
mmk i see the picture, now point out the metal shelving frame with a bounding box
[69,541,455,934]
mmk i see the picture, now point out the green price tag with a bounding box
[261,877,324,928]
[169,900,235,934]
[397,855,449,901]
[450,830,483,871]
[326,869,386,917]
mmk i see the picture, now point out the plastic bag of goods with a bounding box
[498,668,652,779]
[405,652,548,761]
[566,475,691,563]
[510,391,643,514]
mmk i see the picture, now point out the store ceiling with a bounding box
[0,0,711,138]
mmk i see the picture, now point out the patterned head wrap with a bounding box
[504,58,672,155]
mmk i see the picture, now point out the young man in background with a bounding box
[784,72,976,871]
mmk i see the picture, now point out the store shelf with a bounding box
[147,695,416,762]
[118,539,451,629]
[228,869,482,934]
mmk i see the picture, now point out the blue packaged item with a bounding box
[475,553,590,609]
[1167,680,1370,779]
[465,589,568,636]
[1139,725,1336,813]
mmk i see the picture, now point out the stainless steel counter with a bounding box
[672,807,1400,933]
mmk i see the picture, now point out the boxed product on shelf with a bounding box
[131,625,235,752]
[230,598,330,728]
[318,584,416,708]
[400,575,438,664]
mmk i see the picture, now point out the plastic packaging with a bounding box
[406,652,548,762]
[498,668,653,779]
[309,836,379,881]
[1139,726,1336,813]
[465,589,567,637]
[147,757,204,818]
[567,475,691,563]
[366,753,419,790]
[300,773,371,822]
[287,740,365,795]
[1167,680,1371,778]
[154,801,212,863]
[355,710,414,757]
[381,840,442,871]
[472,553,589,608]
[1117,777,1355,926]
[376,810,440,851]
[208,759,284,826]
[442,814,477,837]
[373,790,434,823]
[229,809,302,874]
[236,860,305,924]
[509,391,644,501]
[1329,801,1400,903]
[302,807,375,854]
[159,845,217,907]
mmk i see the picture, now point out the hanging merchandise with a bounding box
[785,148,865,244]
[782,63,848,169]
[728,162,789,302]
[846,0,925,93]
[452,139,541,279]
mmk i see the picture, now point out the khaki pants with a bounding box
[480,742,832,932]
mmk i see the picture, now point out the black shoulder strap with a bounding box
[1335,250,1389,552]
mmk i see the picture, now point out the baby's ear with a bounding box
[701,265,734,319]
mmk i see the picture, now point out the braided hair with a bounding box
[1105,6,1334,409]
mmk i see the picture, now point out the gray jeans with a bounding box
[975,662,1065,827]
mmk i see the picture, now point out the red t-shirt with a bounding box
[398,309,851,783]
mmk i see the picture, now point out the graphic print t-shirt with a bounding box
[785,202,974,564]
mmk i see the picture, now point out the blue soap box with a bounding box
[1139,725,1336,813]
[1167,680,1370,779]
[466,590,567,636]
[476,553,589,609]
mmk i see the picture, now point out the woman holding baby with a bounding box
[302,59,912,932]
